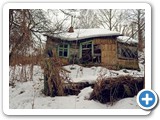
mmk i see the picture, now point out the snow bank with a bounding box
[78,87,93,100]
[63,64,144,84]
[107,96,140,109]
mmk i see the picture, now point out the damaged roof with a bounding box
[117,36,138,44]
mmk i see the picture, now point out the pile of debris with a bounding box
[90,76,144,104]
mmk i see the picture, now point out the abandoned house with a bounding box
[44,28,139,70]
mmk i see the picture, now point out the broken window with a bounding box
[93,44,101,63]
[118,43,138,59]
[81,41,92,62]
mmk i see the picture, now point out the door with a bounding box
[81,41,92,62]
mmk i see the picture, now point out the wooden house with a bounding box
[44,28,139,70]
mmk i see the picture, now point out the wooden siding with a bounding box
[93,38,117,45]
[93,38,117,66]
[117,59,139,69]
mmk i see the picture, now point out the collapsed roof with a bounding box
[117,36,138,45]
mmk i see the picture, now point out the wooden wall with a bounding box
[93,38,139,70]
[93,38,117,66]
[46,36,139,70]
[117,59,139,69]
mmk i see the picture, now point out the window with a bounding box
[121,48,138,58]
[118,43,138,59]
[58,43,69,57]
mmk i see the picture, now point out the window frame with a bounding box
[117,42,138,60]
[58,43,69,58]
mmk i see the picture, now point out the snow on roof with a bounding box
[117,36,138,44]
[50,28,121,41]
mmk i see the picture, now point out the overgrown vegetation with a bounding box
[9,9,145,101]
[90,75,144,104]
[43,56,66,96]
[9,9,66,86]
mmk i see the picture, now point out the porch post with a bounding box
[79,43,82,58]
[92,41,94,57]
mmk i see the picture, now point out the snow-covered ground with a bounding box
[9,63,144,109]
[64,64,144,84]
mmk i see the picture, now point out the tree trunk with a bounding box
[109,9,112,30]
[137,10,143,52]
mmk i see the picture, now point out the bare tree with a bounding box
[9,9,32,64]
[125,9,145,51]
[9,9,69,64]
[76,9,100,29]
[9,9,71,96]
[98,9,123,31]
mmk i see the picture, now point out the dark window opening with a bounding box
[63,50,68,57]
[118,45,138,59]
[81,42,92,63]
[59,50,63,56]
[64,44,68,48]
[58,44,69,57]
[47,49,53,57]
[93,44,101,63]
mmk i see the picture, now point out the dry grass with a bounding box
[90,75,144,104]
[42,52,70,96]
[10,55,43,66]
[9,52,43,87]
